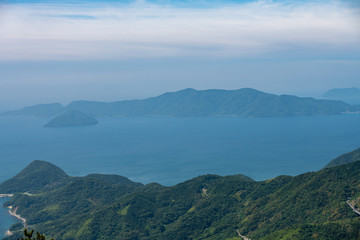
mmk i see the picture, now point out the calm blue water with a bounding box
[0,115,360,236]
[0,115,359,186]
[0,197,19,238]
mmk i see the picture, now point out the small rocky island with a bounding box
[44,111,98,128]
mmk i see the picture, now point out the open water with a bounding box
[0,114,360,237]
[0,114,359,185]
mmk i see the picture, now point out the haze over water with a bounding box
[0,0,359,108]
[0,114,359,186]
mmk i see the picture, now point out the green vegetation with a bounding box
[9,223,23,232]
[0,160,70,194]
[324,148,360,168]
[4,88,359,117]
[18,229,53,240]
[2,149,360,239]
[44,111,98,128]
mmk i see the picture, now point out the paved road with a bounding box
[346,200,360,216]
[0,194,14,198]
[237,230,251,240]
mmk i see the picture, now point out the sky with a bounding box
[0,0,359,110]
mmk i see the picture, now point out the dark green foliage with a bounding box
[3,150,360,240]
[261,218,360,240]
[18,228,53,240]
[9,223,23,232]
[4,171,144,240]
[0,160,70,194]
[84,174,142,187]
[44,111,98,128]
[325,148,360,168]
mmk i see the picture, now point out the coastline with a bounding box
[8,206,27,227]
[0,194,14,198]
[0,195,27,237]
[5,206,27,236]
[0,194,16,236]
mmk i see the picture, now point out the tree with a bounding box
[18,229,53,240]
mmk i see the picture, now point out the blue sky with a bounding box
[0,0,359,110]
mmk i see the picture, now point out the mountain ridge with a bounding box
[2,88,359,118]
[323,87,360,105]
[2,148,360,240]
[0,160,70,194]
[324,148,360,168]
[2,103,64,117]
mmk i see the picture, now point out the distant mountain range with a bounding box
[1,148,360,240]
[3,103,64,117]
[2,88,359,118]
[323,87,360,105]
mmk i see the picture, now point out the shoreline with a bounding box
[4,206,27,237]
[0,194,14,198]
[0,194,16,236]
[8,206,27,227]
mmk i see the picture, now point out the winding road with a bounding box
[237,230,251,240]
[346,200,360,216]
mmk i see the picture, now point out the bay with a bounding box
[0,114,359,186]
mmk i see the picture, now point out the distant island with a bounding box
[323,87,360,105]
[1,148,360,240]
[44,111,98,128]
[2,88,359,118]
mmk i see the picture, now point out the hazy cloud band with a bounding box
[0,0,359,60]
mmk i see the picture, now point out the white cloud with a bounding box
[0,0,359,60]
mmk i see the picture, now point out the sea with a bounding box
[1,114,360,185]
[0,114,360,237]
[0,197,19,238]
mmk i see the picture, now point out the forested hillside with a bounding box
[2,150,360,240]
[325,148,360,168]
[0,161,69,194]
